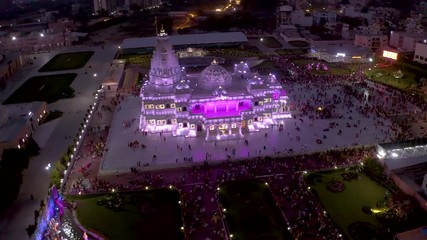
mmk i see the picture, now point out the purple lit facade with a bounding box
[139,29,291,141]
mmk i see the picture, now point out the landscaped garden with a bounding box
[218,179,292,240]
[70,189,184,240]
[306,168,388,239]
[303,163,426,240]
[4,74,77,104]
[364,67,418,90]
[120,54,152,69]
[39,51,94,72]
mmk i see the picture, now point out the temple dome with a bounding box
[212,86,227,97]
[249,73,263,85]
[175,79,190,90]
[199,60,232,89]
[267,73,277,84]
[234,61,250,74]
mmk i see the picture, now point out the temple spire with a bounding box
[159,24,167,36]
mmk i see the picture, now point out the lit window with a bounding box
[210,125,215,130]
[264,98,271,103]
[149,119,156,124]
[177,107,182,112]
[178,123,183,128]
[248,120,253,124]
[172,119,177,124]
[231,123,237,128]
[259,117,263,121]
[219,124,228,129]
[171,103,176,108]
[157,120,163,125]
[190,124,196,129]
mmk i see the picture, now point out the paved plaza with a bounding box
[98,79,417,174]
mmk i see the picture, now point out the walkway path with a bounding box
[0,44,118,240]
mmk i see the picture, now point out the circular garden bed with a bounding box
[326,180,345,192]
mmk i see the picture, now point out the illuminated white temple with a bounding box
[139,29,291,141]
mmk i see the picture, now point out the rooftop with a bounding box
[122,32,248,49]
[0,102,45,143]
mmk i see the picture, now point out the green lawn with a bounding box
[70,189,184,240]
[120,54,152,69]
[306,169,388,240]
[39,51,94,72]
[4,74,76,104]
[219,179,292,240]
[365,68,418,90]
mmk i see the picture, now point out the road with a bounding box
[0,44,118,240]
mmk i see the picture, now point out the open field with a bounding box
[305,168,387,240]
[218,179,292,240]
[39,51,94,72]
[4,74,77,104]
[71,189,184,240]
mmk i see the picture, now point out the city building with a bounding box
[414,41,427,64]
[279,26,307,43]
[121,32,248,54]
[376,140,427,211]
[291,10,313,27]
[0,53,32,85]
[93,0,160,15]
[389,31,427,52]
[354,34,388,51]
[138,29,291,141]
[313,10,337,26]
[277,5,294,29]
[310,40,373,63]
[0,18,78,53]
[0,102,47,153]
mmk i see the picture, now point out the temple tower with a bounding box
[149,27,182,86]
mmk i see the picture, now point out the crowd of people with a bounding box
[63,54,427,240]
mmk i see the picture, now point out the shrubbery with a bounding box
[50,145,74,189]
[363,157,385,180]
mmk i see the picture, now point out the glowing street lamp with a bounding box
[12,36,16,41]
[40,33,44,37]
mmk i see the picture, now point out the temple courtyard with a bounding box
[98,80,417,174]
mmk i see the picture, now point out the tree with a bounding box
[25,224,36,238]
[34,210,40,222]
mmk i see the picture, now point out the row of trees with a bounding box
[50,145,74,189]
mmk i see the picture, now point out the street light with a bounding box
[12,36,16,41]
[40,33,44,37]
[93,73,97,77]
